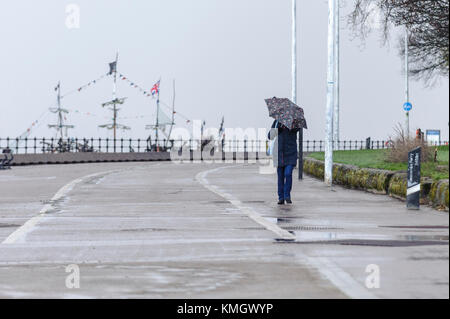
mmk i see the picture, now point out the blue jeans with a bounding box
[277,165,294,201]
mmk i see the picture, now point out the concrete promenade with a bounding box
[0,162,448,298]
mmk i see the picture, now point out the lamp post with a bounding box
[333,0,340,148]
[292,0,303,180]
[405,29,410,139]
[325,0,336,186]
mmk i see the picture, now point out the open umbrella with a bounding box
[265,97,307,130]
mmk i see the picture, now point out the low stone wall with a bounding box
[387,173,407,200]
[429,180,449,210]
[10,152,271,166]
[303,157,449,211]
[304,158,393,194]
[11,152,171,166]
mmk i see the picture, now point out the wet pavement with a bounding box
[0,162,448,298]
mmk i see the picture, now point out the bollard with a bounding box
[407,147,421,210]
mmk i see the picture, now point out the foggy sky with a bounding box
[0,0,448,142]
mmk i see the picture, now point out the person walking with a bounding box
[265,96,307,205]
[268,120,299,205]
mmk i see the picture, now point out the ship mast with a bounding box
[48,81,74,139]
[99,52,130,151]
[164,79,176,148]
[156,81,160,149]
[113,51,118,141]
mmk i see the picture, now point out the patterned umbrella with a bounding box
[265,97,308,130]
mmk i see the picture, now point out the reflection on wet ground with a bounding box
[261,212,449,247]
[276,238,449,247]
[270,226,450,246]
[289,231,449,243]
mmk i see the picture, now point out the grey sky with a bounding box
[0,0,448,141]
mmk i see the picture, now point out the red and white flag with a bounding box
[151,80,160,97]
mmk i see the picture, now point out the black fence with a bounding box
[1,137,448,155]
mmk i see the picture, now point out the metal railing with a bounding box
[1,137,448,155]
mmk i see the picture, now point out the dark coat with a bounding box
[268,120,299,167]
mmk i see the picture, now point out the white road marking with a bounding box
[298,254,378,299]
[2,170,119,244]
[197,165,378,299]
[196,166,296,241]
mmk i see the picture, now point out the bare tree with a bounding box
[350,0,449,81]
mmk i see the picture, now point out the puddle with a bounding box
[380,225,449,230]
[409,256,449,261]
[242,200,266,204]
[121,228,174,232]
[302,239,448,247]
[262,216,342,228]
[0,224,20,228]
[398,234,449,241]
[91,264,243,295]
[210,201,229,205]
[291,231,449,242]
[263,217,301,224]
[262,215,305,220]
[275,231,449,247]
[277,206,294,212]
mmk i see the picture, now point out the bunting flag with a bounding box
[119,73,156,98]
[27,120,38,131]
[17,110,49,140]
[119,73,153,97]
[117,73,193,125]
[159,100,192,125]
[69,109,110,119]
[62,73,109,98]
[65,108,155,121]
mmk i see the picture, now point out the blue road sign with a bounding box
[403,102,412,112]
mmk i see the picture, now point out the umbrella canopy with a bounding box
[265,97,308,130]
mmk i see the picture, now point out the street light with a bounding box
[333,0,340,147]
[292,0,304,180]
[325,0,336,186]
[405,28,410,139]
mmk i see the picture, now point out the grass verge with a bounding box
[308,145,449,181]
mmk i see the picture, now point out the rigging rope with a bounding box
[50,71,192,132]
[61,73,110,99]
[119,73,192,124]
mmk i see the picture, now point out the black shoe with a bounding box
[277,200,285,205]
[286,199,292,204]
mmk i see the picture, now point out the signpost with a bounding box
[404,29,410,138]
[406,147,421,210]
[426,130,441,145]
[403,102,412,112]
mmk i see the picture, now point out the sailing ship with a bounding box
[9,53,181,153]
